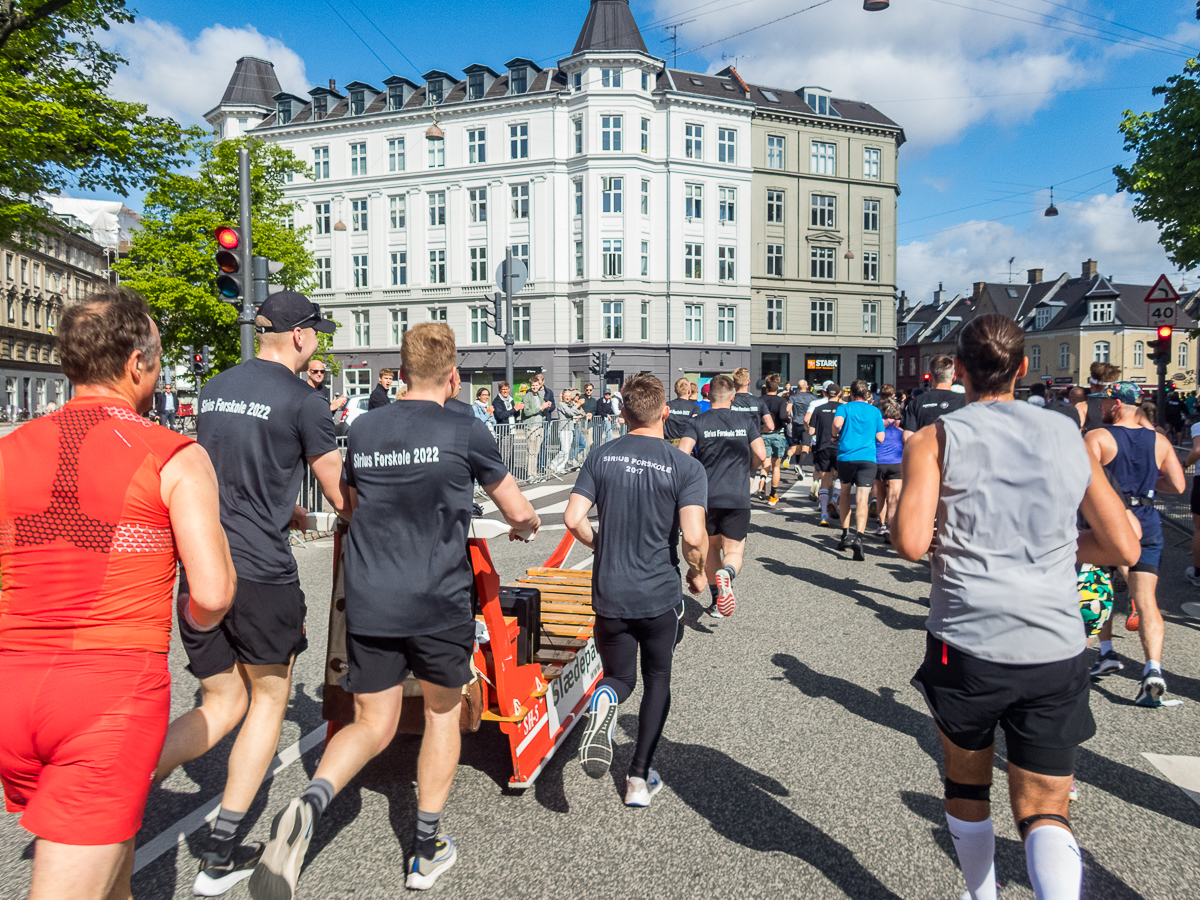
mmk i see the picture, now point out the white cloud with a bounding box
[898,192,1191,301]
[100,19,309,125]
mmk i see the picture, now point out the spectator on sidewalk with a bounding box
[473,387,496,432]
[520,373,554,475]
[369,369,394,410]
[156,382,178,431]
[596,388,621,443]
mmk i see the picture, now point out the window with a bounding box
[811,246,835,279]
[510,123,529,159]
[602,176,623,213]
[864,147,880,180]
[767,135,785,169]
[471,307,491,343]
[351,198,368,232]
[353,310,370,346]
[575,241,584,278]
[574,179,583,215]
[1090,301,1114,324]
[862,301,879,334]
[641,300,650,339]
[573,71,582,92]
[1093,341,1110,363]
[390,251,407,286]
[427,79,444,104]
[1035,307,1051,330]
[1180,342,1189,368]
[468,73,485,100]
[574,301,584,340]
[313,147,329,180]
[315,202,331,235]
[767,189,784,223]
[640,241,649,277]
[863,251,879,282]
[429,250,446,283]
[345,368,371,396]
[685,123,703,159]
[684,243,702,279]
[640,179,649,215]
[513,305,531,342]
[20,259,26,283]
[766,244,784,276]
[510,243,529,271]
[469,246,488,282]
[350,142,367,176]
[719,187,736,223]
[718,128,736,164]
[387,195,405,229]
[316,257,332,289]
[641,118,649,153]
[573,117,583,154]
[685,183,703,219]
[642,71,651,91]
[388,138,404,172]
[277,100,292,125]
[718,306,736,343]
[811,194,836,228]
[428,191,446,226]
[387,85,405,111]
[766,296,785,332]
[511,183,529,220]
[601,115,622,151]
[601,68,621,88]
[391,308,408,343]
[350,90,365,116]
[468,128,486,163]
[718,246,735,281]
[352,254,369,288]
[469,188,487,223]
[863,199,880,232]
[1059,343,1070,368]
[428,306,447,323]
[602,301,623,340]
[685,304,703,341]
[312,96,328,120]
[4,253,10,280]
[805,90,831,115]
[510,67,527,95]
[428,137,444,167]
[602,239,622,276]
[811,141,836,175]
[1031,344,1042,370]
[811,299,835,333]
[1131,340,1144,367]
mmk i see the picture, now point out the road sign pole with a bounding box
[504,246,514,389]
[237,148,255,362]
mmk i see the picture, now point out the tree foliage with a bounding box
[115,137,335,375]
[0,0,196,245]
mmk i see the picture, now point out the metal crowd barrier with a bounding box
[488,418,627,484]
[1154,446,1196,535]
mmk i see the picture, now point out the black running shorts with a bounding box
[1191,474,1200,516]
[706,507,751,541]
[837,459,877,488]
[875,462,902,483]
[911,632,1095,777]
[340,621,476,694]
[179,577,307,680]
[812,448,837,473]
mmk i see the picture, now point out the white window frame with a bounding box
[641,240,649,277]
[391,308,408,343]
[1035,307,1051,330]
[428,191,446,226]
[864,199,880,232]
[811,299,835,333]
[351,254,369,288]
[313,146,329,180]
[767,135,785,169]
[1089,301,1115,324]
[573,117,583,154]
[429,249,446,284]
[718,246,735,282]
[864,147,881,180]
[471,306,491,344]
[350,142,367,177]
[641,118,649,153]
[574,179,583,216]
[353,309,371,346]
[602,239,623,277]
[428,137,445,168]
[767,189,784,223]
[513,304,531,342]
[390,251,407,286]
[1133,341,1144,368]
[510,123,529,159]
[718,305,737,343]
[684,243,702,280]
[811,194,836,228]
[811,246,835,279]
[351,198,368,232]
[1093,341,1111,363]
[469,246,488,282]
[345,369,372,396]
[388,137,405,172]
[389,195,405,229]
[1059,343,1070,369]
[602,176,623,213]
[315,257,332,290]
[685,183,703,219]
[601,115,622,151]
[469,188,487,223]
[468,128,486,164]
[811,141,836,175]
[766,244,784,277]
[602,300,623,340]
[575,240,584,278]
[766,296,784,332]
[511,183,530,220]
[719,187,735,223]
[685,123,703,159]
[1031,344,1041,370]
[718,128,736,164]
[601,68,621,88]
[863,251,879,283]
[862,300,879,334]
[315,202,331,235]
[684,304,703,342]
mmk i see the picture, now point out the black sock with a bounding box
[841,528,849,538]
[414,808,440,860]
[301,777,336,824]
[709,584,720,602]
[209,807,245,859]
[723,564,736,582]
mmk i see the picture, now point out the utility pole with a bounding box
[504,246,515,389]
[237,148,255,362]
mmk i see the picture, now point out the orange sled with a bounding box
[322,520,604,789]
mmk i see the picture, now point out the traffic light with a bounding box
[923,373,930,384]
[589,351,609,377]
[214,225,245,305]
[1150,325,1173,364]
[491,292,503,337]
[190,347,205,376]
[201,345,213,374]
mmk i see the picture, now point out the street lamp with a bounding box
[1044,187,1059,217]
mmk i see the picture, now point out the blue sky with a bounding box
[88,0,1200,298]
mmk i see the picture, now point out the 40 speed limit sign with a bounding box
[1144,274,1180,327]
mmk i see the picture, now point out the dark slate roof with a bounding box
[573,0,648,54]
[504,57,542,72]
[1028,274,1197,333]
[220,57,282,109]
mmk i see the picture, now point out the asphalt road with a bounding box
[4,466,1200,899]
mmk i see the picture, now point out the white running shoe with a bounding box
[248,799,314,900]
[715,568,736,617]
[1186,567,1200,587]
[405,837,457,890]
[625,769,664,807]
[706,601,726,619]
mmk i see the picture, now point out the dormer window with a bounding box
[573,72,582,92]
[509,68,527,95]
[1089,301,1115,325]
[428,79,444,104]
[601,68,621,88]
[469,72,485,99]
[1035,307,1051,330]
[387,85,404,110]
[803,86,838,116]
[312,96,327,120]
[350,90,365,115]
[276,99,292,125]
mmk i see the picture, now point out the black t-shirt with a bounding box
[732,391,771,431]
[343,400,509,637]
[572,434,707,619]
[310,381,331,403]
[682,408,760,509]
[762,394,788,433]
[811,401,841,452]
[198,357,338,584]
[901,388,966,432]
[368,383,390,409]
[581,396,598,416]
[664,397,700,440]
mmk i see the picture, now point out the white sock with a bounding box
[1144,659,1161,676]
[1024,824,1082,900]
[818,488,829,510]
[1099,640,1113,656]
[832,487,841,506]
[945,814,997,900]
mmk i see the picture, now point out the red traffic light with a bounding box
[215,226,240,250]
[1157,325,1173,340]
[923,373,930,381]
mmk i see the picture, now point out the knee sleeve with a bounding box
[945,779,993,803]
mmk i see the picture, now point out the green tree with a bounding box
[115,137,333,374]
[0,0,195,245]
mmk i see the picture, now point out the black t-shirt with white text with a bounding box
[811,401,841,453]
[343,400,509,637]
[902,388,965,433]
[731,391,771,431]
[198,357,338,584]
[682,408,760,509]
[572,435,707,619]
[664,397,700,440]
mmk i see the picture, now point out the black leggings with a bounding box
[592,605,680,780]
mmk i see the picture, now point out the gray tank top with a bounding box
[928,400,1091,664]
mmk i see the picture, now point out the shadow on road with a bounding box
[759,560,928,632]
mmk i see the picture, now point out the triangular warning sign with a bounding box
[1143,274,1180,303]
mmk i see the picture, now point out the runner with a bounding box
[873,398,904,538]
[892,314,1138,900]
[0,288,236,900]
[806,383,842,525]
[155,292,348,895]
[250,324,539,897]
[783,379,811,474]
[1084,381,1186,706]
[731,366,775,438]
[565,374,708,805]
[664,376,700,444]
[902,355,965,441]
[755,374,791,506]
[1083,361,1120,432]
[833,380,885,561]
[1186,421,1200,586]
[677,375,766,619]
[696,382,712,413]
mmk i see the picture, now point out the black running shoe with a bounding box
[578,685,619,777]
[836,532,848,551]
[195,842,265,897]
[850,534,865,561]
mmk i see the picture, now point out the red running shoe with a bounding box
[715,568,736,617]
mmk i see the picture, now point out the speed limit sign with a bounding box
[1144,274,1180,327]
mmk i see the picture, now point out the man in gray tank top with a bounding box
[892,314,1139,900]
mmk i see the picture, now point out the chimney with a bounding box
[329,78,336,92]
[973,281,986,299]
[933,282,944,304]
[1082,259,1097,279]
[1028,268,1043,284]
[898,290,908,317]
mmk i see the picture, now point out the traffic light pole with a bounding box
[237,148,255,362]
[504,246,514,389]
[1158,355,1168,427]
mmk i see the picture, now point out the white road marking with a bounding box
[534,498,570,515]
[1142,754,1200,807]
[478,481,574,514]
[575,555,594,570]
[133,725,327,874]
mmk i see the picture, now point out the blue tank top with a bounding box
[877,421,903,464]
[1102,425,1160,536]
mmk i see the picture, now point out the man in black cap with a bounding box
[155,291,348,895]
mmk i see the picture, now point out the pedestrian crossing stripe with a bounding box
[1142,754,1200,808]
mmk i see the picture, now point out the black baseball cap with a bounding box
[255,291,336,334]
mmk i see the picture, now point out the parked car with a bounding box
[335,394,372,436]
